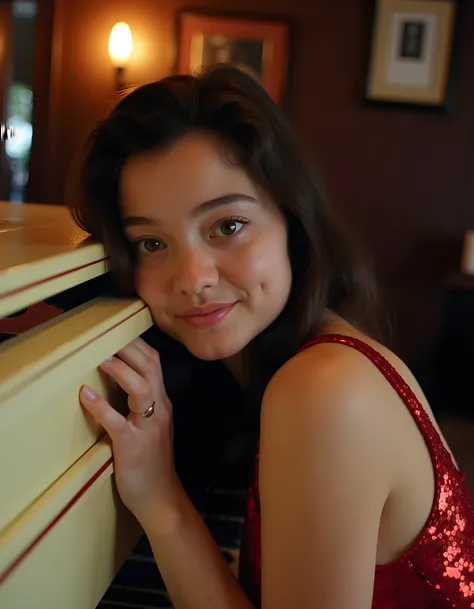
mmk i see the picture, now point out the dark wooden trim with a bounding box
[0,0,13,199]
[26,0,55,203]
[0,0,13,120]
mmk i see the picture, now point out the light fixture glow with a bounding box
[108,22,132,68]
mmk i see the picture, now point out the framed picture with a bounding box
[177,10,291,106]
[365,0,459,111]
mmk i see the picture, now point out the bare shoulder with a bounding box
[259,332,402,497]
[264,327,446,460]
[258,329,425,495]
[261,333,401,430]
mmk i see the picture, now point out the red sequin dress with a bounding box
[238,334,474,608]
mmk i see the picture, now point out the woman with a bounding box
[72,65,474,608]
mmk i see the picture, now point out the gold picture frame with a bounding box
[366,0,459,111]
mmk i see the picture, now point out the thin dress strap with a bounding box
[298,334,458,477]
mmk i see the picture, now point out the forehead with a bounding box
[119,133,259,216]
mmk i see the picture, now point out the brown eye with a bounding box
[219,220,239,236]
[211,217,249,238]
[136,239,166,254]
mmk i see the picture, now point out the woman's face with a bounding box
[119,133,292,361]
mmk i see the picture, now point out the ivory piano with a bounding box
[0,201,153,608]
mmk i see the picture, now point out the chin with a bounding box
[183,333,250,362]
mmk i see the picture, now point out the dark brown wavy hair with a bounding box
[69,65,384,491]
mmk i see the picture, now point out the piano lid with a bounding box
[0,202,108,317]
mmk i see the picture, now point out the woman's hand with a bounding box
[79,338,182,527]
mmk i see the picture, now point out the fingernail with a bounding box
[106,356,114,361]
[82,386,97,401]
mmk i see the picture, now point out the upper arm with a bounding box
[259,345,393,609]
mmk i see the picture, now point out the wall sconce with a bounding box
[108,22,133,91]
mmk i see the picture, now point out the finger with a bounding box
[115,341,151,374]
[136,341,167,395]
[99,358,161,424]
[114,342,166,399]
[117,338,156,364]
[80,385,128,441]
[131,337,158,359]
[127,403,159,430]
[100,357,152,404]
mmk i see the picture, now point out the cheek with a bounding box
[232,231,291,291]
[134,267,165,306]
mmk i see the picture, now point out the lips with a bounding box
[179,302,237,329]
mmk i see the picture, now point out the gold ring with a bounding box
[131,401,155,418]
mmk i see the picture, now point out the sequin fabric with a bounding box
[238,334,474,608]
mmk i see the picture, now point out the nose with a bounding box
[172,247,219,296]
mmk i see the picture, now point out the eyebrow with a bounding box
[122,193,258,228]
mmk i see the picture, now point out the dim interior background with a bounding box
[1,1,473,607]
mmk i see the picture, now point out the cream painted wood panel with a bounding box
[0,297,153,534]
[0,439,143,609]
[0,202,150,608]
[0,202,107,317]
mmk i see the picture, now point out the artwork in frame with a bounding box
[365,0,459,111]
[177,10,291,106]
